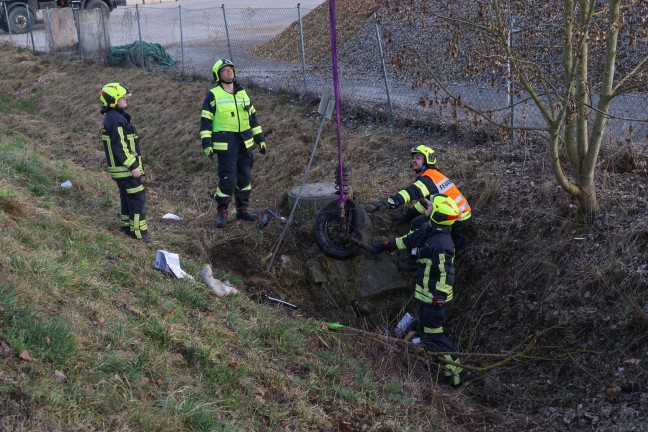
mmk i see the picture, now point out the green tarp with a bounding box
[109,41,175,68]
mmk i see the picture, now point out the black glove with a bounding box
[370,200,392,213]
[371,241,390,254]
[391,213,410,225]
[258,142,267,155]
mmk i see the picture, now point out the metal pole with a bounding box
[221,4,233,62]
[27,6,35,52]
[297,4,307,95]
[45,6,54,53]
[136,4,142,42]
[507,6,515,144]
[3,3,12,41]
[266,96,334,273]
[179,5,185,76]
[136,4,144,67]
[373,11,393,119]
[101,5,109,64]
[76,8,84,59]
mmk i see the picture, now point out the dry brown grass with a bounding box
[1,42,647,431]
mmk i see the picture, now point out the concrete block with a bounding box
[43,8,77,50]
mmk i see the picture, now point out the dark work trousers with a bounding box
[215,134,254,210]
[419,301,463,381]
[116,177,148,238]
[418,301,456,354]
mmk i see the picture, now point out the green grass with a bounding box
[0,45,461,432]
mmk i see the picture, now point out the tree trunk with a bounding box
[574,175,598,223]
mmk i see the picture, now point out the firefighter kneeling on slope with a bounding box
[371,145,472,271]
[100,83,151,244]
[372,194,467,387]
[200,58,267,228]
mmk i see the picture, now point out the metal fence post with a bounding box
[76,8,84,59]
[297,3,308,96]
[3,4,12,42]
[221,4,233,62]
[102,7,109,64]
[136,4,142,42]
[27,6,35,52]
[136,4,144,67]
[45,6,54,53]
[373,12,393,119]
[179,5,185,76]
[507,11,515,144]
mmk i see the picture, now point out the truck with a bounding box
[0,0,117,34]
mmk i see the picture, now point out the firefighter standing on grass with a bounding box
[200,59,267,228]
[100,83,151,244]
[372,194,466,387]
[372,145,473,256]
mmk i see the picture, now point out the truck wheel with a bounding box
[84,0,110,20]
[7,5,35,34]
[313,198,372,260]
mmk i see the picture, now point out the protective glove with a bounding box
[391,212,410,225]
[258,141,267,155]
[370,199,395,213]
[371,240,390,254]
[204,147,214,159]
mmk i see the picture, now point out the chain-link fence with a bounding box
[1,3,646,142]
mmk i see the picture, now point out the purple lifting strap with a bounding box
[329,0,347,206]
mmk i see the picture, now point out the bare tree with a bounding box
[383,0,648,218]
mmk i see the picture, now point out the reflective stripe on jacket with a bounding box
[101,108,142,180]
[390,168,471,221]
[200,82,265,152]
[385,223,456,303]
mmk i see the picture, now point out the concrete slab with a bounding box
[43,8,77,51]
[288,182,352,211]
[78,9,110,59]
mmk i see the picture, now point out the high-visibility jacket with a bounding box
[384,222,456,303]
[200,82,265,152]
[388,167,471,221]
[101,108,143,180]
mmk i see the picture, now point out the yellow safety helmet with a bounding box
[100,83,130,108]
[429,194,461,226]
[212,58,236,82]
[410,145,436,166]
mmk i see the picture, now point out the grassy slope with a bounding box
[1,40,647,431]
[0,45,467,431]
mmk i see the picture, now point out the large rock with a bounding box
[356,256,410,298]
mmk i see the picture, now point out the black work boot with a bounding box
[236,206,258,221]
[140,232,152,244]
[215,208,228,228]
[121,227,137,239]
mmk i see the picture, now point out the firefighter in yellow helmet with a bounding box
[199,58,267,228]
[100,83,151,243]
[371,145,473,264]
[372,194,467,387]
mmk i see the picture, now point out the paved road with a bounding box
[1,0,645,141]
[140,0,323,9]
